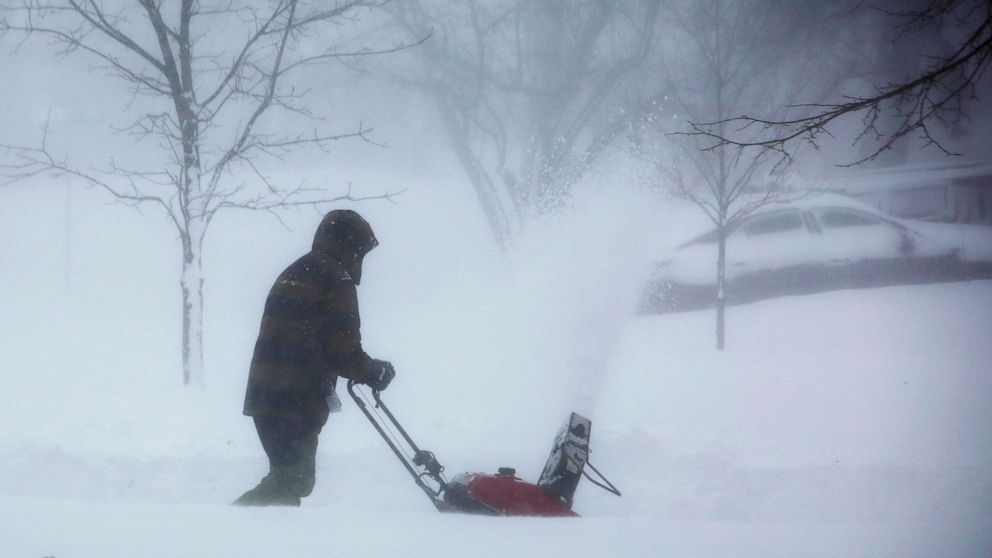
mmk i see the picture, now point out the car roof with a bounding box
[677,193,901,248]
[738,192,886,217]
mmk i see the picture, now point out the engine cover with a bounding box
[443,472,578,517]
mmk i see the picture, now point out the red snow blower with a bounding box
[346,380,621,516]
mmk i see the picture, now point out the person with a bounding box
[234,209,395,507]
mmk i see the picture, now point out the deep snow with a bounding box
[2,177,992,556]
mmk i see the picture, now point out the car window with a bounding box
[683,226,735,246]
[690,230,716,245]
[818,209,883,228]
[744,212,804,236]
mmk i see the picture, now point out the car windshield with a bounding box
[745,212,805,236]
[687,229,721,245]
[818,209,883,228]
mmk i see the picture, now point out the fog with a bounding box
[2,2,991,556]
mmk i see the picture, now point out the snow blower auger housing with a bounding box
[346,380,620,517]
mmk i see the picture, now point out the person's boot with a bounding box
[232,468,302,507]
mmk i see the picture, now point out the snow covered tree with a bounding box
[0,0,407,386]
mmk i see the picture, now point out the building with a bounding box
[829,160,992,224]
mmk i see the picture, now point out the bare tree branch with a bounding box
[685,0,992,166]
[1,130,186,235]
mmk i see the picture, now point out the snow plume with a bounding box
[351,162,667,474]
[499,159,665,430]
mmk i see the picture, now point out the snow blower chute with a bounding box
[346,380,621,516]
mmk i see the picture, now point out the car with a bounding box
[641,193,992,312]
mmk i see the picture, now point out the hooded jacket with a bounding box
[243,211,377,420]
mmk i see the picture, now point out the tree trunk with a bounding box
[180,238,205,388]
[716,225,727,351]
[63,182,73,296]
[433,96,515,251]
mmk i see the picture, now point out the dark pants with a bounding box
[253,414,328,498]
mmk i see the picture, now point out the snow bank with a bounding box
[4,495,990,558]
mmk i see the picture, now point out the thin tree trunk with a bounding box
[716,225,727,351]
[64,182,73,296]
[714,8,727,352]
[433,95,515,251]
[180,238,205,388]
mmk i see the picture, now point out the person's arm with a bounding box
[320,282,395,391]
[321,282,373,382]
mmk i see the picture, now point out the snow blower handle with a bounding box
[346,379,449,511]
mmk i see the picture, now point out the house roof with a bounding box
[826,159,992,193]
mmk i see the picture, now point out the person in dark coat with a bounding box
[234,209,395,506]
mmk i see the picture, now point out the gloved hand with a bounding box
[366,359,395,391]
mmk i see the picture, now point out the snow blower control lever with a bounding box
[346,380,620,516]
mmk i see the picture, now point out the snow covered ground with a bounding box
[2,179,991,556]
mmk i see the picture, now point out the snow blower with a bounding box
[346,380,621,516]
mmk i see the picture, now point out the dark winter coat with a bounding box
[242,252,373,420]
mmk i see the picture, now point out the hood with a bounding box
[312,209,378,284]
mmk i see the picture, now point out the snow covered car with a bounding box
[642,194,992,312]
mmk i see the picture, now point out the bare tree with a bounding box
[687,0,992,166]
[642,0,850,349]
[0,0,411,387]
[387,0,662,249]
